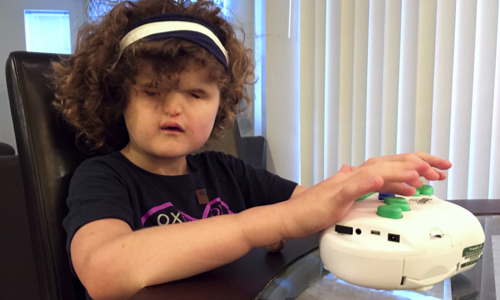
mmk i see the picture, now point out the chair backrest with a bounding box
[5,51,245,300]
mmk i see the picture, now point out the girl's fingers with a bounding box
[419,168,449,181]
[349,162,421,184]
[338,164,351,173]
[336,175,385,207]
[378,182,418,196]
[415,152,452,170]
[361,152,452,173]
[345,161,430,194]
[438,171,447,180]
[338,164,358,174]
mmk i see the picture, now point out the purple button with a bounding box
[378,193,396,200]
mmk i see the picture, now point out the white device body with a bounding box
[319,193,485,290]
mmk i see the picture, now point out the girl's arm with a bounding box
[71,152,451,300]
[71,206,285,300]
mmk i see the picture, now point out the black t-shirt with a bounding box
[63,150,297,271]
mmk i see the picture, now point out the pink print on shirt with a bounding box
[140,197,233,226]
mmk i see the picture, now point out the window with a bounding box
[85,0,117,21]
[24,10,71,54]
[85,0,226,21]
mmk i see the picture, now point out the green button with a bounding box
[356,192,375,201]
[418,185,434,196]
[412,190,420,197]
[377,205,403,219]
[388,202,411,212]
[384,197,408,205]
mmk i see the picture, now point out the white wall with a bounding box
[225,0,255,136]
[0,0,85,152]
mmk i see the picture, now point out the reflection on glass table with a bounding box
[257,215,500,300]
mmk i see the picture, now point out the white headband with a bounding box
[118,20,229,67]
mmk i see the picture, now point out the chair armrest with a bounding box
[241,136,267,169]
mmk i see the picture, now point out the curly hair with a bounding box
[51,0,254,153]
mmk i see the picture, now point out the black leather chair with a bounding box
[4,51,256,300]
[0,146,41,300]
[0,142,15,155]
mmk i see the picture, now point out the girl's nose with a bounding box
[162,92,183,117]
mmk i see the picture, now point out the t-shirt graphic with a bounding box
[141,197,233,227]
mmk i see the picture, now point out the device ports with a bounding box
[388,233,400,243]
[335,225,353,235]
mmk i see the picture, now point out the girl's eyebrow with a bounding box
[135,80,158,88]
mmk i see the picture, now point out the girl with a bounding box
[52,1,451,299]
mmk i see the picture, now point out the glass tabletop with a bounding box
[257,216,500,300]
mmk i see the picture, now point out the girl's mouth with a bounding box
[163,127,182,132]
[161,122,184,132]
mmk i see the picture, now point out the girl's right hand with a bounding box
[278,152,451,240]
